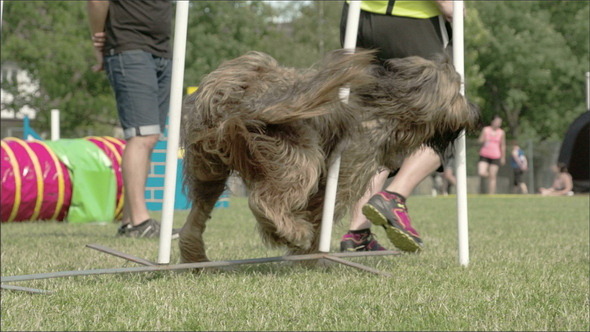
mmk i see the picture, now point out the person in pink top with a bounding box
[478,115,506,194]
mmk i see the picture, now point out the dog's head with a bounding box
[355,54,480,164]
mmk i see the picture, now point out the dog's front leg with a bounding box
[179,179,226,263]
[179,206,210,263]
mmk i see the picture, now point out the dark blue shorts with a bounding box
[104,50,172,139]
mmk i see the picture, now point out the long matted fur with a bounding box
[179,49,479,263]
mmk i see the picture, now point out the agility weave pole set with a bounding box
[1,1,469,293]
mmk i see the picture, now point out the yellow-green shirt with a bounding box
[349,0,441,19]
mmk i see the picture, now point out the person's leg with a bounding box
[340,170,389,252]
[121,194,131,224]
[104,50,171,237]
[487,164,500,194]
[478,160,489,178]
[384,147,441,197]
[443,168,456,185]
[512,169,519,194]
[478,160,490,194]
[348,170,389,231]
[443,172,454,195]
[122,134,160,226]
[520,182,528,194]
[362,147,441,252]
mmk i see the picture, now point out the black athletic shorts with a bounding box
[340,2,452,62]
[479,156,501,166]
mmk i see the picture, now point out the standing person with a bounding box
[477,115,505,194]
[539,163,574,196]
[510,140,528,194]
[87,0,175,238]
[339,0,457,253]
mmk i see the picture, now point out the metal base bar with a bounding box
[2,246,401,284]
[323,255,392,277]
[1,283,53,294]
[86,244,156,266]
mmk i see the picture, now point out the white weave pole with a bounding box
[158,0,189,264]
[585,71,589,111]
[51,109,60,141]
[452,1,469,266]
[318,0,361,253]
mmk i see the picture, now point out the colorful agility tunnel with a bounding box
[1,137,125,223]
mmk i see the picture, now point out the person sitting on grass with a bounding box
[539,162,574,196]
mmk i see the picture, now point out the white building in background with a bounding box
[1,61,40,138]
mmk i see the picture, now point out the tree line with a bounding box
[1,1,588,141]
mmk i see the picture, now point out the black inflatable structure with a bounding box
[558,111,590,193]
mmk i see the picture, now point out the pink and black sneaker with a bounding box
[340,230,387,252]
[362,191,423,252]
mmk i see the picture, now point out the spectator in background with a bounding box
[87,0,177,238]
[539,163,574,196]
[477,115,505,194]
[510,140,528,194]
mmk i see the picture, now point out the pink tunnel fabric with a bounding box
[1,137,125,222]
[1,138,72,222]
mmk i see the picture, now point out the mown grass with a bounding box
[1,195,589,331]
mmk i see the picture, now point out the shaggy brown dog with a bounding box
[179,49,479,263]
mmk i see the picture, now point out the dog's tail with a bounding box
[255,49,377,124]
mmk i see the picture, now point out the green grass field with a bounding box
[1,195,589,331]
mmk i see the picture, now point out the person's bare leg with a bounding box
[478,161,490,194]
[478,161,489,178]
[487,164,499,194]
[520,182,528,194]
[349,170,390,230]
[120,190,131,225]
[384,147,441,197]
[122,134,160,226]
[444,169,457,187]
[443,168,456,195]
[359,147,440,252]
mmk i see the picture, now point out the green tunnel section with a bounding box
[44,139,117,223]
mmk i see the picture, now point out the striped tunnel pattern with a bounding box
[1,138,72,222]
[0,137,125,222]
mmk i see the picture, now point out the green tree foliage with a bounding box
[275,1,342,67]
[2,1,117,138]
[181,1,342,86]
[1,1,588,141]
[467,1,589,140]
[182,1,277,87]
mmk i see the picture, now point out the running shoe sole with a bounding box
[362,204,422,253]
